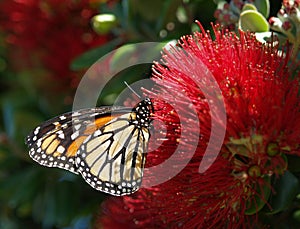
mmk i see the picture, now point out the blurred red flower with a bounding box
[0,0,109,88]
[97,24,300,228]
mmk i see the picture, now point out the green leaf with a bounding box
[245,176,271,215]
[287,155,300,173]
[242,3,258,12]
[0,167,42,209]
[293,209,300,222]
[92,14,118,35]
[70,38,123,70]
[266,171,300,215]
[110,41,168,72]
[254,0,270,18]
[89,41,168,105]
[155,0,182,31]
[128,0,165,22]
[110,43,138,69]
[213,0,227,5]
[239,10,269,32]
[98,64,152,105]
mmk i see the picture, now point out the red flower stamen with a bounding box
[98,24,300,228]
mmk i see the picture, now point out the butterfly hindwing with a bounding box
[75,112,151,195]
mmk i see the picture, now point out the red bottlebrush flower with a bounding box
[0,0,109,88]
[96,24,300,228]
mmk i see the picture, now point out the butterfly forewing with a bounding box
[25,107,127,174]
[25,98,153,196]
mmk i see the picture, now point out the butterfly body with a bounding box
[26,98,154,196]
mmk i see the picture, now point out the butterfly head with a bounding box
[131,98,154,129]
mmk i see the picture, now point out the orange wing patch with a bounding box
[94,115,120,130]
[67,136,87,157]
[66,114,122,157]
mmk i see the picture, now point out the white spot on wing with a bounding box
[57,145,65,154]
[61,124,68,129]
[74,124,81,130]
[58,133,65,139]
[94,130,101,136]
[34,127,40,135]
[60,115,67,120]
[72,111,80,117]
[71,131,79,140]
[37,140,42,147]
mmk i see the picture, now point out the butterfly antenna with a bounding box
[124,81,142,99]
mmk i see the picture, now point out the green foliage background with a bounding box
[1,0,299,228]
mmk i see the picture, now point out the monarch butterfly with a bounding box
[25,98,154,196]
